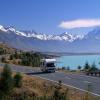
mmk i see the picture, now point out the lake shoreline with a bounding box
[42,52,100,57]
[56,55,100,69]
[59,53,100,57]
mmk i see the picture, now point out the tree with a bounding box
[77,65,81,70]
[66,66,70,71]
[1,57,6,62]
[0,64,13,98]
[89,62,98,71]
[83,62,90,71]
[9,55,13,60]
[14,73,22,88]
[52,81,68,100]
[62,66,66,70]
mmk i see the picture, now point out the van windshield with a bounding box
[46,63,55,67]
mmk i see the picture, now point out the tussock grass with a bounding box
[0,67,100,100]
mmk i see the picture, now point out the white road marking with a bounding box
[32,75,100,97]
[79,74,100,79]
[65,76,71,79]
[57,71,100,80]
[56,71,100,79]
[83,81,92,84]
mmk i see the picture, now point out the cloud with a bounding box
[59,19,100,29]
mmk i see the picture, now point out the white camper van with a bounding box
[40,58,56,72]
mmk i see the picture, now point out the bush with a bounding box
[89,62,98,71]
[9,51,41,67]
[0,64,13,99]
[52,81,69,100]
[14,73,22,88]
[77,65,81,70]
[9,55,13,60]
[1,57,6,62]
[83,62,91,71]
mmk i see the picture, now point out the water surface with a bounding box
[56,55,100,69]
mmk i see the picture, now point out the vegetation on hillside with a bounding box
[0,43,16,55]
[0,64,22,99]
[1,51,42,67]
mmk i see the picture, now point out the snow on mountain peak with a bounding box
[0,25,85,42]
[6,26,16,32]
[0,25,3,29]
[0,25,7,32]
[63,32,68,35]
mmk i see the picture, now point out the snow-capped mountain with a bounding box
[85,27,100,40]
[0,25,7,32]
[0,25,84,42]
[0,24,100,53]
[19,31,84,41]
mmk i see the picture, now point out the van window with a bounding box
[46,63,55,67]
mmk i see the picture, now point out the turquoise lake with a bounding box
[56,55,100,69]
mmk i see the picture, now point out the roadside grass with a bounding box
[21,74,100,100]
[57,68,82,74]
[0,66,100,100]
[0,67,3,72]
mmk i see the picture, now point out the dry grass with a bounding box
[0,67,3,72]
[0,43,16,54]
[0,67,99,100]
[22,74,55,96]
[21,74,99,100]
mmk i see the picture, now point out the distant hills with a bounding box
[0,25,100,53]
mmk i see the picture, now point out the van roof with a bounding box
[41,58,56,63]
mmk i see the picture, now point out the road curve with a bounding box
[34,71,100,96]
[0,63,100,96]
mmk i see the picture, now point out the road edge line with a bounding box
[32,75,100,97]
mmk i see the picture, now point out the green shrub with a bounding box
[0,64,13,99]
[14,73,22,88]
[1,57,6,62]
[83,62,91,71]
[89,62,98,71]
[52,81,69,100]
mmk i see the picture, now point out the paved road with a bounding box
[0,63,100,96]
[34,72,100,96]
[0,63,40,73]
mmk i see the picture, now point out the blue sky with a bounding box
[0,0,100,34]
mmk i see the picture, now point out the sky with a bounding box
[0,0,100,35]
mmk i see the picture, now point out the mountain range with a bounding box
[0,25,100,53]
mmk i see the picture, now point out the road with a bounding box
[34,72,100,96]
[0,63,100,96]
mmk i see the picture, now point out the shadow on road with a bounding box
[26,71,52,75]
